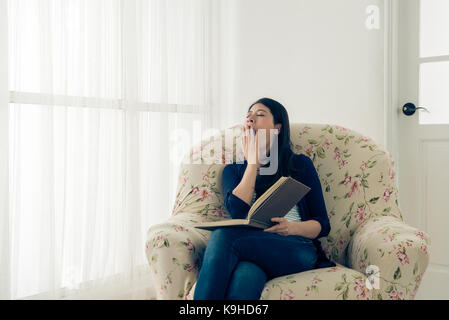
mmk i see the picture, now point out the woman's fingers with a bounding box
[263,225,278,233]
[242,137,247,158]
[242,128,250,161]
[242,126,259,165]
[247,130,258,165]
[264,220,289,236]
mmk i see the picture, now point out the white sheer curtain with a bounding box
[0,0,223,299]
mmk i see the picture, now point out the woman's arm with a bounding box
[264,154,330,239]
[291,219,321,238]
[222,126,262,219]
[264,217,321,239]
[222,164,257,219]
[231,164,258,205]
[300,155,331,239]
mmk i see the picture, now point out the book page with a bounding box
[248,176,287,218]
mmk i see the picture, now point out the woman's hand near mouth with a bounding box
[242,125,260,168]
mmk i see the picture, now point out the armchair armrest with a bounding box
[347,215,431,300]
[145,213,211,299]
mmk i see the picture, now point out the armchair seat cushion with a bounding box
[260,263,372,300]
[185,263,373,300]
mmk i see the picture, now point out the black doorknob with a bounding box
[402,103,429,116]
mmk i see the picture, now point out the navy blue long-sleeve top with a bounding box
[222,153,336,269]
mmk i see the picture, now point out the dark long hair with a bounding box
[248,98,304,191]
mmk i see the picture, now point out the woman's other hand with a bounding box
[263,217,294,236]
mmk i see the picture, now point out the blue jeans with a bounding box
[193,226,318,300]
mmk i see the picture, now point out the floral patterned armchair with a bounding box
[145,123,431,300]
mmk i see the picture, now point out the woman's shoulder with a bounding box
[224,161,246,169]
[291,153,314,167]
[223,161,246,177]
[288,153,317,180]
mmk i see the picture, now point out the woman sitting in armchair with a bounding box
[193,97,335,300]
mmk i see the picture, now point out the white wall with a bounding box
[221,0,386,146]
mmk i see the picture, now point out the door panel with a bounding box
[419,61,449,124]
[398,0,449,299]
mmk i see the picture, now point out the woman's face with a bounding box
[245,103,281,153]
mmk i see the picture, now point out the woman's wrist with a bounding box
[290,221,304,237]
[246,163,260,174]
[290,220,321,239]
[231,163,259,206]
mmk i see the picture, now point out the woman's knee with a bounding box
[233,261,267,282]
[226,261,267,300]
[293,245,318,271]
[202,228,242,263]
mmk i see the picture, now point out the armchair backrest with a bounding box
[171,123,402,265]
[288,123,402,264]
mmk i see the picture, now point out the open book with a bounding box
[193,176,311,231]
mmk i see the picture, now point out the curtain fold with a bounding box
[2,0,222,299]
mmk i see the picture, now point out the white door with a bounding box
[398,0,449,299]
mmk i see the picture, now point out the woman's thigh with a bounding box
[208,227,317,279]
